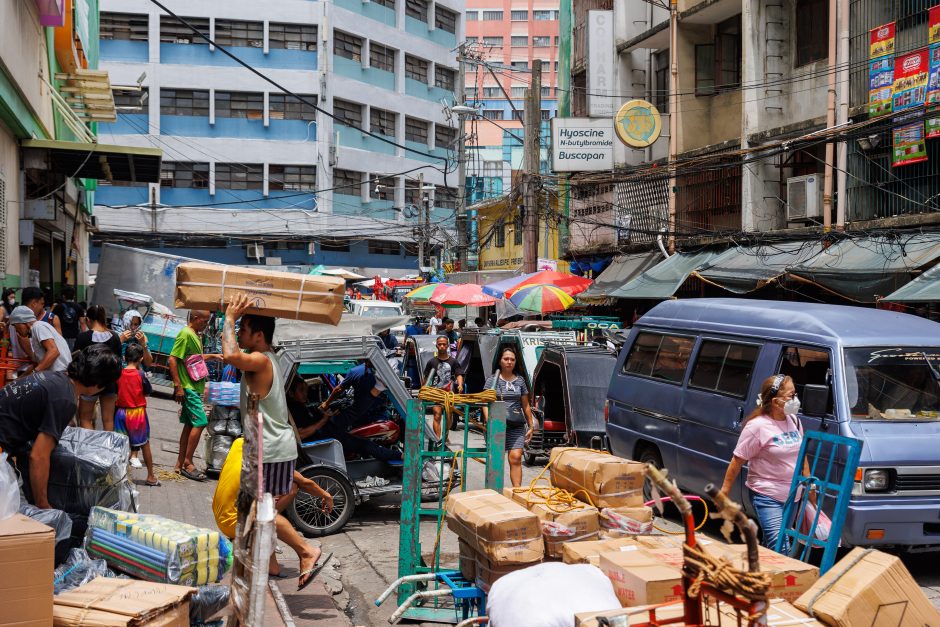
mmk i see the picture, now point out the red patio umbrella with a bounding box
[503,270,594,298]
[430,283,497,307]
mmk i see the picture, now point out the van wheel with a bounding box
[636,446,664,504]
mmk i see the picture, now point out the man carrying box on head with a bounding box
[222,293,331,591]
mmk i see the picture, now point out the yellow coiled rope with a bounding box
[417,386,497,422]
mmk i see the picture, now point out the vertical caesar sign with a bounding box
[588,11,615,117]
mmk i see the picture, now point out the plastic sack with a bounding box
[205,435,234,471]
[48,427,134,515]
[20,502,72,546]
[800,501,832,541]
[486,562,620,627]
[207,381,240,407]
[190,584,231,624]
[0,453,18,520]
[85,506,233,586]
[53,548,116,595]
[226,417,243,438]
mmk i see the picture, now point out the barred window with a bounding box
[511,36,528,47]
[467,11,479,21]
[333,99,363,128]
[100,13,148,41]
[334,30,362,62]
[159,15,209,44]
[511,86,526,98]
[406,0,428,22]
[465,86,478,99]
[113,87,148,114]
[511,10,528,20]
[215,163,263,190]
[482,10,503,20]
[541,109,551,120]
[512,109,524,121]
[214,19,263,48]
[405,180,421,205]
[533,10,555,20]
[435,125,456,149]
[511,61,528,70]
[541,86,551,98]
[482,37,503,47]
[482,109,503,120]
[435,7,457,33]
[268,23,317,51]
[269,94,317,120]
[215,92,264,119]
[482,87,502,97]
[434,66,456,90]
[160,162,209,188]
[435,186,457,210]
[371,175,397,200]
[333,169,363,195]
[532,36,550,47]
[370,42,396,72]
[373,0,395,8]
[370,108,397,136]
[161,89,209,116]
[405,117,429,143]
[405,55,429,82]
[320,240,350,252]
[494,219,505,247]
[514,212,523,245]
[368,240,400,255]
[269,165,316,191]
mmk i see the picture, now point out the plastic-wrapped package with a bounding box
[53,548,117,595]
[207,381,240,407]
[210,404,239,423]
[21,502,72,546]
[208,419,229,435]
[189,584,231,624]
[48,427,135,515]
[226,416,243,438]
[205,435,234,471]
[85,506,233,586]
[0,453,18,520]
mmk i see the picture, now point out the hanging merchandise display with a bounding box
[868,22,895,117]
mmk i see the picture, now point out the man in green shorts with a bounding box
[169,309,219,481]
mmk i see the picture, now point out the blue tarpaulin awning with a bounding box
[607,249,722,299]
[693,241,824,294]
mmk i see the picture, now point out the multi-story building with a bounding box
[94,0,463,273]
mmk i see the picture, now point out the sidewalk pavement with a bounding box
[134,389,352,627]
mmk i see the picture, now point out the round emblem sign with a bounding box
[614,100,662,148]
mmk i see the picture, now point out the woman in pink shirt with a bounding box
[718,374,815,552]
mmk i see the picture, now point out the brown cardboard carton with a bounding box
[501,487,600,558]
[575,602,687,627]
[52,577,195,626]
[599,505,654,534]
[0,513,55,626]
[175,262,345,324]
[717,598,824,626]
[445,489,544,564]
[549,448,646,508]
[561,537,640,566]
[794,547,940,627]
[720,545,818,603]
[633,533,717,551]
[457,538,476,582]
[457,538,539,592]
[599,549,683,607]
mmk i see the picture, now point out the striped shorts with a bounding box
[262,459,296,497]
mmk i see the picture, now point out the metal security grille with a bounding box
[675,160,742,234]
[615,178,669,244]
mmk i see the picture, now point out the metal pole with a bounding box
[822,0,838,231]
[523,60,542,274]
[835,0,849,230]
[667,0,678,253]
[455,44,469,271]
[417,172,425,270]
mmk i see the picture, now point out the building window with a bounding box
[435,7,457,34]
[541,60,551,71]
[268,23,317,51]
[214,19,263,48]
[405,180,421,205]
[513,212,523,245]
[483,36,503,47]
[541,109,551,120]
[215,163,263,190]
[533,10,554,20]
[405,117,429,142]
[482,10,503,20]
[161,162,209,188]
[541,86,550,98]
[511,36,528,47]
[695,45,716,95]
[466,10,478,20]
[511,10,528,20]
[269,94,317,120]
[215,91,264,119]
[482,109,503,120]
[483,87,502,98]
[795,0,828,66]
[532,36,551,47]
[371,175,397,200]
[370,42,396,72]
[370,107,397,137]
[436,187,457,210]
[113,87,148,113]
[465,86,478,100]
[435,125,457,149]
[405,55,429,82]
[160,89,209,116]
[511,86,526,98]
[512,109,524,121]
[368,240,400,255]
[334,30,363,62]
[696,15,742,95]
[100,13,148,40]
[333,98,363,128]
[269,165,316,191]
[405,0,428,22]
[511,61,528,70]
[435,66,456,90]
[494,219,505,247]
[373,0,395,9]
[159,15,209,44]
[333,169,363,195]
[320,240,350,252]
[654,50,669,112]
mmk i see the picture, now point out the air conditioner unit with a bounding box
[246,243,265,260]
[786,174,823,221]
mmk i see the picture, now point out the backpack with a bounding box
[60,303,78,326]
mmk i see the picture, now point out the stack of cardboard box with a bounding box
[502,487,601,558]
[548,448,647,509]
[0,514,55,626]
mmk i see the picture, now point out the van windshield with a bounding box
[357,305,402,318]
[845,347,940,421]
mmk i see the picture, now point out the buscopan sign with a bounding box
[551,118,614,172]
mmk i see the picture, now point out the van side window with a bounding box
[689,341,760,398]
[623,332,694,384]
[779,345,833,412]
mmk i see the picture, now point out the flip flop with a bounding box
[181,468,207,482]
[297,553,333,592]
[145,479,161,487]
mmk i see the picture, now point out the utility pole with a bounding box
[455,43,469,271]
[666,0,678,253]
[523,59,542,273]
[417,172,426,270]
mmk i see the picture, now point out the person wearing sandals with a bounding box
[222,293,331,591]
[482,347,537,487]
[115,343,159,487]
[73,306,122,430]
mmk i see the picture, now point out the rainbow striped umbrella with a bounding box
[508,284,576,313]
[405,283,453,301]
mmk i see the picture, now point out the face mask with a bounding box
[6,298,13,305]
[783,396,801,415]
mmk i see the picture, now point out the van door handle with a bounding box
[733,406,743,430]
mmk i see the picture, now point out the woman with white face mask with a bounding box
[718,374,814,552]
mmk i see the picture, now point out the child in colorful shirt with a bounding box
[115,342,159,486]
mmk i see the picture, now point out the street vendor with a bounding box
[0,345,122,508]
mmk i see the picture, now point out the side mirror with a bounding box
[401,375,412,389]
[802,384,830,417]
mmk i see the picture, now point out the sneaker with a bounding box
[129,457,142,469]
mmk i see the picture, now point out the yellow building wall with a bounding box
[476,202,562,271]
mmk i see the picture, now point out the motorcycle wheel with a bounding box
[287,466,355,537]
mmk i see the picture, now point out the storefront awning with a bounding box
[881,261,940,302]
[579,251,663,299]
[787,235,940,303]
[607,249,723,300]
[692,241,824,294]
[21,139,162,184]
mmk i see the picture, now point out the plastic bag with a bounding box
[48,427,135,515]
[189,584,231,623]
[0,453,19,520]
[226,416,243,438]
[20,502,72,546]
[205,435,234,471]
[53,548,116,595]
[207,381,240,407]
